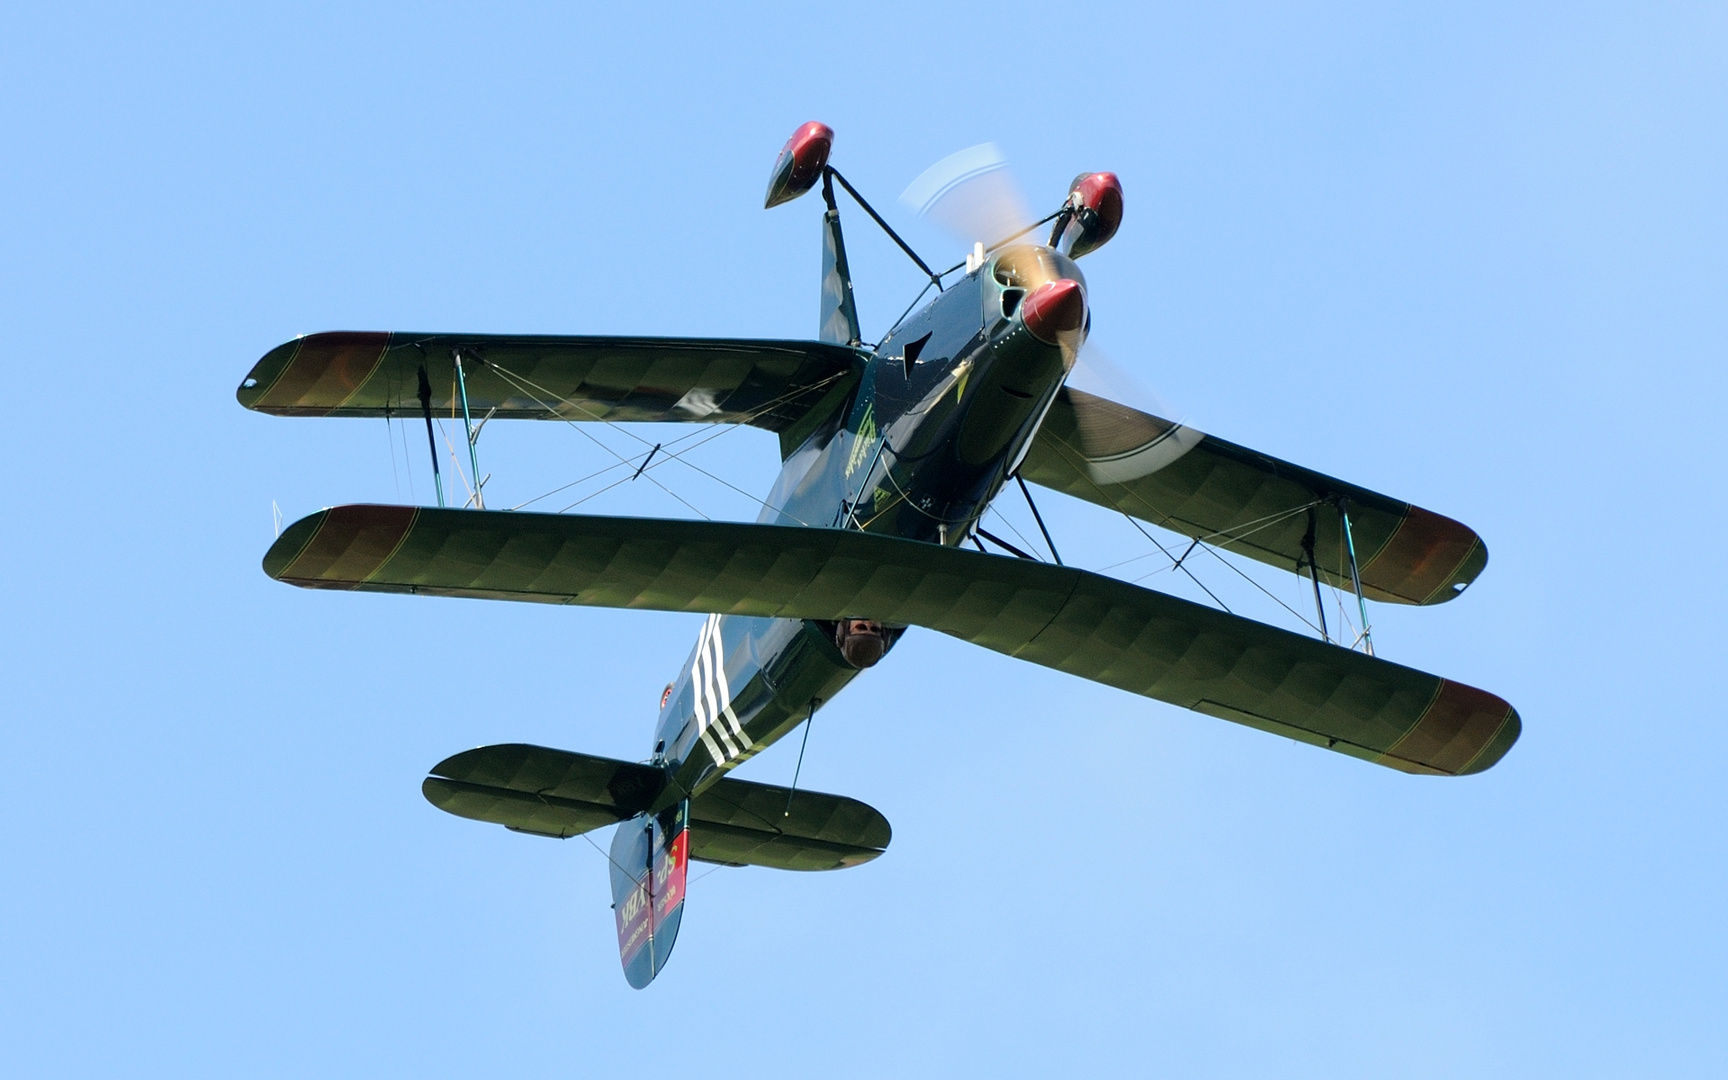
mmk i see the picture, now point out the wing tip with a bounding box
[1455,704,1521,776]
[236,332,392,415]
[260,508,329,580]
[261,504,419,587]
[235,337,302,412]
[1417,535,1490,606]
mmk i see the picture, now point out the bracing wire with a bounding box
[433,418,476,502]
[397,406,417,501]
[986,505,1046,562]
[487,362,842,525]
[1189,537,1326,636]
[1034,438,1340,635]
[1116,513,1233,613]
[481,366,712,520]
[1099,501,1320,573]
[385,412,401,499]
[686,862,730,889]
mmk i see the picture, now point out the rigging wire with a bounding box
[482,365,712,520]
[489,361,848,458]
[985,505,1046,562]
[486,362,839,526]
[1189,536,1326,636]
[883,279,936,341]
[686,862,730,889]
[1116,516,1325,637]
[1013,473,1062,566]
[825,167,942,288]
[384,412,401,499]
[933,208,1067,280]
[396,404,417,502]
[1116,513,1233,614]
[511,458,632,511]
[434,418,477,503]
[576,814,726,890]
[1098,501,1320,573]
[1034,444,1335,637]
[579,828,636,881]
[411,341,1358,649]
[558,471,640,514]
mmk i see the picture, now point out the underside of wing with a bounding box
[236,331,862,440]
[271,506,1519,775]
[1019,387,1487,606]
[423,743,890,870]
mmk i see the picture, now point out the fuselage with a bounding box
[649,246,1087,806]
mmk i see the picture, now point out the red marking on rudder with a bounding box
[614,816,688,970]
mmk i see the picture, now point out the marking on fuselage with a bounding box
[706,614,752,750]
[692,616,735,763]
[845,403,878,478]
[691,614,752,766]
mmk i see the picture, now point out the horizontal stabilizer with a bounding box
[1021,388,1486,606]
[424,744,891,870]
[424,743,664,838]
[686,775,891,871]
[237,332,862,442]
[278,507,1519,775]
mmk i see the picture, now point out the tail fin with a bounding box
[820,187,861,346]
[608,801,689,989]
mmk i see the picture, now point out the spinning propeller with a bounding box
[901,144,1179,424]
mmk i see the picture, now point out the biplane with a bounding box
[239,123,1519,988]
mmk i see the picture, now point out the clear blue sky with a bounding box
[4,3,1724,1077]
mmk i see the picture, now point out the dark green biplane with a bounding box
[240,123,1518,988]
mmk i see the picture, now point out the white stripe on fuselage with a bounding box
[692,616,735,762]
[707,614,752,751]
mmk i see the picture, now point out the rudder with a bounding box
[608,801,689,989]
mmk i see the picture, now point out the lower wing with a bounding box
[267,506,1519,776]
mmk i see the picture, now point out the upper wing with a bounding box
[267,506,1519,776]
[237,331,862,439]
[1018,388,1487,606]
[424,743,890,870]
